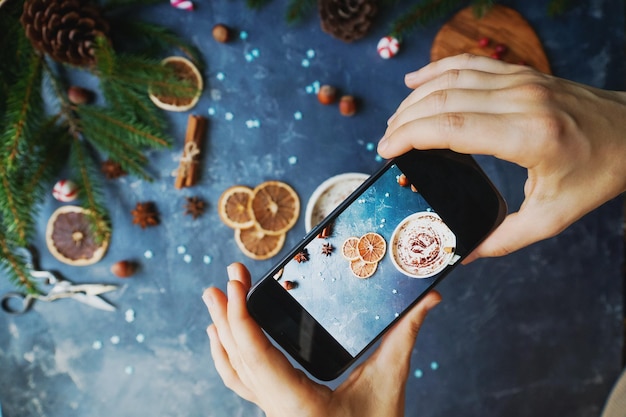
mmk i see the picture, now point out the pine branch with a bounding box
[389,0,465,40]
[112,21,203,68]
[286,0,317,24]
[246,0,273,10]
[101,0,163,12]
[74,106,153,179]
[0,235,38,293]
[69,139,111,245]
[76,104,171,149]
[1,49,43,170]
[547,0,579,16]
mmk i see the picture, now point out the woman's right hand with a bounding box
[379,54,626,262]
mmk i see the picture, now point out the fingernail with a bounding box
[378,136,389,153]
[404,71,419,84]
[387,113,396,126]
[202,289,214,308]
[226,263,237,280]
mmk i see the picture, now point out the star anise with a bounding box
[131,202,159,229]
[184,196,206,219]
[294,248,309,263]
[321,243,334,256]
[101,159,127,179]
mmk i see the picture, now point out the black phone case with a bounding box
[247,149,507,381]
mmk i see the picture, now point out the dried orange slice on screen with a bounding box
[149,56,203,112]
[235,227,285,260]
[349,258,378,279]
[250,181,300,236]
[218,185,255,229]
[357,232,387,264]
[341,237,360,260]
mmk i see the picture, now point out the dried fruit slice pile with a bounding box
[341,232,386,279]
[218,181,300,260]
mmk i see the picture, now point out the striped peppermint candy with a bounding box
[377,36,400,59]
[170,0,193,11]
[52,179,79,202]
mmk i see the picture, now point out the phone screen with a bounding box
[273,163,460,356]
[248,150,506,380]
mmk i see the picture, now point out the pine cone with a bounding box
[20,0,110,67]
[319,0,378,43]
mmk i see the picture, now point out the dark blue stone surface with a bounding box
[0,1,623,416]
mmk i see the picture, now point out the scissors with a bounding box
[1,248,118,315]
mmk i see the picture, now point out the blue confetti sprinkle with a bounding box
[245,53,253,62]
[375,315,380,320]
[392,289,397,294]
[216,72,225,81]
[288,156,298,165]
[366,142,375,151]
[176,245,186,254]
[430,361,439,371]
[225,112,234,121]
[306,49,315,59]
[251,48,260,57]
[375,155,383,162]
[183,254,192,263]
[246,119,261,128]
[144,250,153,259]
[207,107,216,116]
[301,59,310,67]
[203,255,212,264]
[414,369,423,378]
[294,111,303,120]
[239,31,248,40]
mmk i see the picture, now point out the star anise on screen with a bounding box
[294,248,309,263]
[321,243,334,256]
[184,196,206,219]
[131,202,159,229]
[101,159,127,179]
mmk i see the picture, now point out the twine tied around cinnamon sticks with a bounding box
[175,114,207,189]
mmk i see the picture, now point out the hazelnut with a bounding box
[317,85,337,105]
[212,24,231,43]
[339,95,357,116]
[397,174,409,187]
[282,280,297,290]
[67,86,94,105]
[111,260,136,278]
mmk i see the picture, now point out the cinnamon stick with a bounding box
[175,114,207,189]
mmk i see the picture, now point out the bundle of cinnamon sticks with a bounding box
[175,114,208,189]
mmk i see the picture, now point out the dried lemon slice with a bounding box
[45,206,109,266]
[341,237,360,261]
[357,232,387,264]
[218,185,255,229]
[149,56,203,112]
[349,258,378,279]
[250,181,300,236]
[235,227,285,260]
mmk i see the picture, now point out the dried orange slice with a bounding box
[250,181,300,236]
[349,258,378,279]
[149,56,203,112]
[45,206,109,266]
[235,227,285,260]
[218,185,255,229]
[357,232,387,264]
[341,237,360,260]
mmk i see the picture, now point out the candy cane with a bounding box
[170,0,193,11]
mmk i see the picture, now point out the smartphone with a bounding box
[246,149,507,381]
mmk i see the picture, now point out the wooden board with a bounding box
[431,5,551,74]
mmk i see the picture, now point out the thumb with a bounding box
[371,291,442,377]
